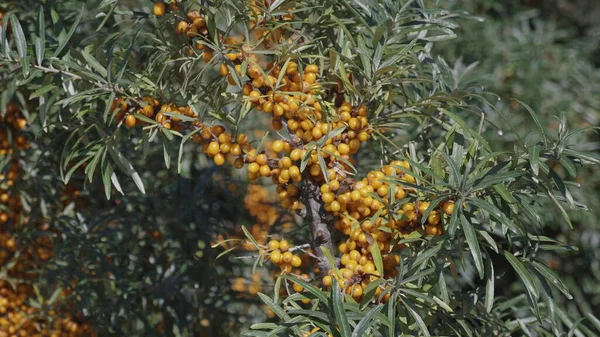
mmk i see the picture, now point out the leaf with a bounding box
[401,297,430,336]
[484,257,494,313]
[438,151,461,188]
[97,1,118,31]
[30,85,57,99]
[35,7,46,66]
[409,244,442,271]
[241,226,261,251]
[319,246,341,280]
[432,296,453,312]
[562,148,600,165]
[514,99,547,144]
[107,146,146,194]
[468,197,521,234]
[9,15,28,76]
[269,0,288,11]
[101,157,112,200]
[460,213,484,279]
[558,156,576,177]
[545,191,573,229]
[331,279,352,337]
[257,293,303,337]
[440,108,490,151]
[503,251,539,299]
[420,196,446,226]
[54,4,84,57]
[370,242,384,278]
[81,49,108,77]
[352,305,383,337]
[110,170,124,195]
[281,275,328,303]
[529,144,540,176]
[530,261,572,299]
[446,201,461,237]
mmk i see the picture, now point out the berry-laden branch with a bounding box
[104,1,455,304]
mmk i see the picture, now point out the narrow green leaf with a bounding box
[402,297,430,336]
[503,251,539,299]
[352,305,383,337]
[35,7,46,66]
[30,85,57,99]
[460,213,484,279]
[558,156,577,177]
[562,148,600,165]
[468,197,521,234]
[281,275,328,303]
[545,191,573,229]
[54,5,84,57]
[447,201,461,237]
[331,279,352,337]
[81,49,108,77]
[101,156,112,200]
[530,261,572,299]
[432,296,453,312]
[367,243,384,279]
[241,225,261,251]
[9,15,28,76]
[484,257,494,313]
[529,144,540,176]
[514,99,547,143]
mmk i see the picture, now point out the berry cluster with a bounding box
[320,161,453,301]
[152,1,180,17]
[111,95,260,168]
[155,2,457,305]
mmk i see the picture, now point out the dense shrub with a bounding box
[0,0,598,336]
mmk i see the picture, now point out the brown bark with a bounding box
[299,172,336,275]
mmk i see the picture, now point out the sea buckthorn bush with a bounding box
[1,0,599,336]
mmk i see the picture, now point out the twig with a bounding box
[34,65,82,80]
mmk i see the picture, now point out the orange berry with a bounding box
[176,21,189,34]
[213,153,225,166]
[248,162,260,173]
[219,63,229,76]
[270,249,282,264]
[428,211,441,225]
[153,2,166,16]
[248,90,261,103]
[442,201,455,216]
[124,114,136,128]
[282,252,293,264]
[279,240,290,252]
[305,64,318,73]
[268,240,280,250]
[207,142,220,156]
[291,255,302,267]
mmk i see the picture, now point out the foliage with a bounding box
[0,0,598,336]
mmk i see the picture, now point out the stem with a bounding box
[299,172,336,276]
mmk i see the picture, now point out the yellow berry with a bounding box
[153,2,166,16]
[270,249,282,264]
[213,153,225,166]
[279,240,290,252]
[291,255,302,267]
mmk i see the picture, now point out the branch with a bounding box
[299,172,336,276]
[34,65,82,80]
